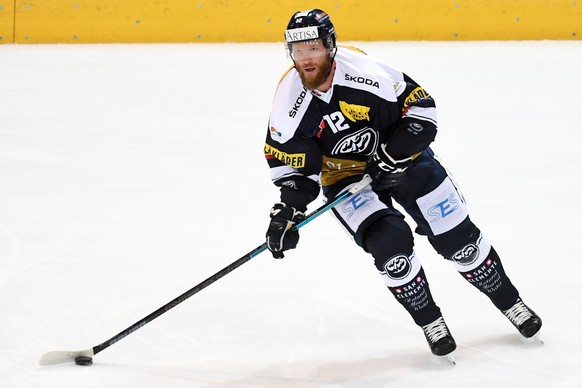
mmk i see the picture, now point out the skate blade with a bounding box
[433,353,456,366]
[531,333,544,345]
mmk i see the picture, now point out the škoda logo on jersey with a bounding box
[339,101,370,122]
[289,88,308,118]
[344,73,380,88]
[264,143,306,168]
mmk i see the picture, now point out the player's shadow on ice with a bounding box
[207,333,543,387]
[206,351,452,387]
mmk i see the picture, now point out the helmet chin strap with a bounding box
[323,46,338,82]
[329,45,337,67]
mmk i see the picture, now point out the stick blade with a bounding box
[39,348,94,366]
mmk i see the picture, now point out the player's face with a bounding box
[290,39,333,91]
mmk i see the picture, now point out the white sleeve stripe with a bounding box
[406,114,437,126]
[270,165,298,181]
[270,168,319,185]
[271,166,319,180]
[403,106,437,125]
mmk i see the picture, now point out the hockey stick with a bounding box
[39,175,373,366]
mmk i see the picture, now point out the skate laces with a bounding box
[503,299,532,326]
[422,317,450,343]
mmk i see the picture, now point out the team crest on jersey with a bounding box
[331,126,378,156]
[339,101,371,122]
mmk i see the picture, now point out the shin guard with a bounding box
[451,235,519,311]
[380,253,442,326]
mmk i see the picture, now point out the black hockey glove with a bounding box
[365,144,412,191]
[266,203,305,259]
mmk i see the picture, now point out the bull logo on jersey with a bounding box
[331,127,378,156]
[384,254,412,280]
[339,101,371,122]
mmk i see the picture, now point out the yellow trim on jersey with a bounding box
[277,64,295,86]
[276,45,367,87]
[339,45,368,55]
[321,156,367,187]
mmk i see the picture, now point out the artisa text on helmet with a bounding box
[286,26,319,42]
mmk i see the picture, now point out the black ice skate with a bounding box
[502,298,542,338]
[422,316,457,356]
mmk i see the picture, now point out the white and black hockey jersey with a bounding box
[264,46,438,210]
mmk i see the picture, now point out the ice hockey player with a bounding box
[263,9,542,357]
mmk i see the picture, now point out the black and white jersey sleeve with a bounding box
[264,69,322,210]
[384,76,438,159]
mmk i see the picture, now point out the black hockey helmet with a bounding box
[285,9,336,55]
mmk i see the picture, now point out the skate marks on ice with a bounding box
[120,337,546,388]
[456,333,560,380]
[111,351,456,388]
[0,224,24,286]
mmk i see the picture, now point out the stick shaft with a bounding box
[92,176,371,356]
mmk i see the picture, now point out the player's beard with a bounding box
[296,55,333,91]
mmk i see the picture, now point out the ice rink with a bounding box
[1,40,581,387]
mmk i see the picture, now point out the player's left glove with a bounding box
[266,203,305,259]
[365,143,412,191]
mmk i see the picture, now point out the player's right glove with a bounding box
[365,143,412,191]
[266,203,305,259]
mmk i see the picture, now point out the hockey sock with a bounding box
[454,240,519,311]
[383,261,442,327]
[429,220,520,311]
[365,216,442,326]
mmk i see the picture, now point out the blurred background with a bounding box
[1,0,580,44]
[1,1,581,388]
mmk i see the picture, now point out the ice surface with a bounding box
[1,41,581,387]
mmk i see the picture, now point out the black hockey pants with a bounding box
[330,148,520,326]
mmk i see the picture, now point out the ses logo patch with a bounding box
[264,143,306,169]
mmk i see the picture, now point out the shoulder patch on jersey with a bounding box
[393,81,407,97]
[269,127,283,139]
[404,86,431,107]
